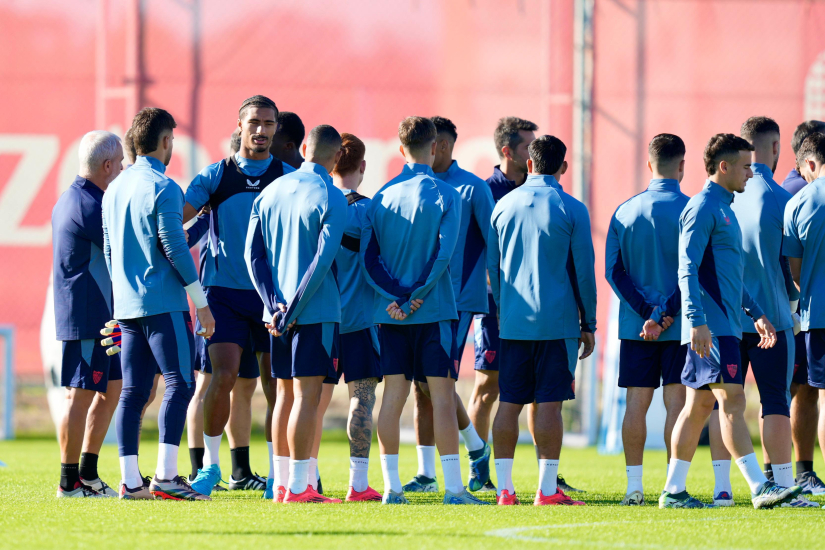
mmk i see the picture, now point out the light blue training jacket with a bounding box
[488,174,597,341]
[605,178,688,341]
[102,155,198,319]
[335,189,375,334]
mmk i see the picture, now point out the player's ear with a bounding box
[399,144,407,161]
[647,160,653,174]
[360,159,366,174]
[560,160,568,176]
[501,145,511,161]
[430,140,437,156]
[718,160,727,175]
[301,142,308,157]
[527,157,534,174]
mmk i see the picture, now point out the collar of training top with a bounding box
[403,162,435,176]
[298,161,331,180]
[524,174,562,190]
[72,175,104,199]
[134,155,167,174]
[704,179,734,204]
[489,165,516,185]
[434,159,461,178]
[751,162,773,179]
[647,178,680,191]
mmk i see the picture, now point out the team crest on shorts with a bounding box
[92,371,103,384]
[794,363,799,374]
[332,358,339,372]
[485,350,496,364]
[454,360,459,369]
[726,363,738,378]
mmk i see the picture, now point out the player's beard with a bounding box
[250,134,270,153]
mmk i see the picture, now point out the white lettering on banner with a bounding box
[0,133,498,246]
[0,135,59,245]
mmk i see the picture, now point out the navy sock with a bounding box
[79,452,99,481]
[797,460,814,475]
[190,447,204,480]
[60,463,81,491]
[231,447,252,481]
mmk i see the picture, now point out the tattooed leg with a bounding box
[347,377,379,458]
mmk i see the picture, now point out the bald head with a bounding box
[303,125,343,172]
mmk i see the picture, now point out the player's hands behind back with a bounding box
[196,306,216,339]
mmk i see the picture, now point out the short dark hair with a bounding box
[430,116,457,141]
[796,132,825,167]
[130,107,176,156]
[740,116,780,142]
[306,124,342,159]
[276,111,305,146]
[494,116,538,159]
[332,133,366,177]
[229,128,241,155]
[398,116,437,153]
[703,133,754,176]
[238,95,278,119]
[528,135,567,176]
[123,127,137,164]
[648,133,685,164]
[791,120,825,155]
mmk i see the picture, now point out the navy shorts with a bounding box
[740,328,793,417]
[336,326,382,384]
[379,321,457,383]
[194,334,260,379]
[452,311,475,373]
[474,290,500,372]
[806,329,825,389]
[61,339,122,393]
[499,338,578,404]
[618,340,686,388]
[270,323,338,380]
[682,335,743,389]
[793,331,809,385]
[204,286,269,351]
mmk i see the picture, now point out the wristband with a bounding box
[184,281,209,309]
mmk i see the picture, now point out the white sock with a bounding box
[538,459,559,495]
[712,460,732,495]
[120,455,142,489]
[441,454,464,494]
[267,442,275,480]
[380,454,402,493]
[307,457,318,490]
[666,461,671,479]
[460,423,485,453]
[203,433,222,468]
[494,458,515,496]
[664,458,691,494]
[276,456,290,488]
[626,464,643,494]
[350,457,369,492]
[155,443,179,481]
[735,453,768,493]
[416,445,437,479]
[288,459,310,494]
[773,463,794,488]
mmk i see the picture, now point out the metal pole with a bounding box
[1,326,15,440]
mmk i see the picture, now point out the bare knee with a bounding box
[719,392,746,417]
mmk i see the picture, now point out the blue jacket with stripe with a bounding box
[360,163,461,325]
[488,174,597,341]
[434,160,495,315]
[605,178,688,341]
[678,180,765,342]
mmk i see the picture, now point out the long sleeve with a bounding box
[741,285,765,321]
[604,217,656,320]
[278,191,347,331]
[783,200,804,259]
[157,185,199,286]
[473,181,495,248]
[102,207,112,278]
[569,203,597,332]
[400,188,462,313]
[360,212,412,301]
[186,214,210,249]
[486,215,502,309]
[780,253,800,302]
[678,206,713,328]
[652,287,682,325]
[244,199,279,318]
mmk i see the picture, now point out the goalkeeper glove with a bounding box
[100,320,121,356]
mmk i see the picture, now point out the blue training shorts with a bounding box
[806,329,825,389]
[618,340,686,389]
[270,322,338,381]
[204,286,269,352]
[682,335,742,389]
[499,338,578,404]
[793,331,809,385]
[61,338,122,392]
[452,311,474,374]
[194,333,260,379]
[335,326,382,384]
[379,321,457,383]
[474,290,500,372]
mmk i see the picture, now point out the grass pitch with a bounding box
[1,433,823,549]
